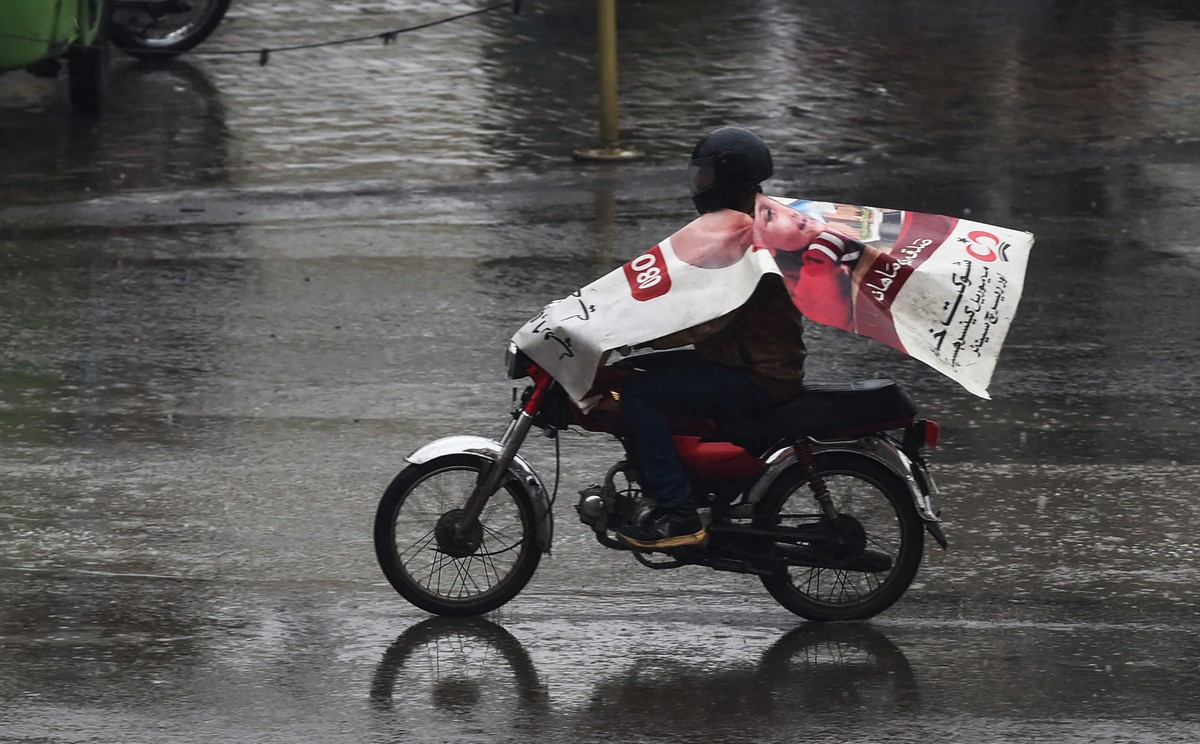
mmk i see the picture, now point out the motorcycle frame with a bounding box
[408,361,945,554]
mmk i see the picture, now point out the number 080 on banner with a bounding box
[623,245,672,301]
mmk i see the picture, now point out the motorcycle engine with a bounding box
[576,485,608,527]
[575,464,648,534]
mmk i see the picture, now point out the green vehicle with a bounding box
[0,0,231,113]
[0,0,110,113]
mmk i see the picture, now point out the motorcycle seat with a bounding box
[719,378,918,453]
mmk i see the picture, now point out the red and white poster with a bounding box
[513,193,1034,406]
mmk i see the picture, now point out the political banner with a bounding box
[513,193,1033,406]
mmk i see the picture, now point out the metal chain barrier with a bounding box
[0,1,524,65]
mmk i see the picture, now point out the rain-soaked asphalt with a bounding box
[2,1,1200,742]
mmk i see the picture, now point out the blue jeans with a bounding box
[619,362,781,508]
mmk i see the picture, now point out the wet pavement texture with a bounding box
[2,0,1200,741]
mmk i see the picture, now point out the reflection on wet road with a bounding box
[2,0,1200,741]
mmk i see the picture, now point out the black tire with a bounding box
[67,1,110,113]
[755,453,925,621]
[111,0,231,59]
[374,455,543,616]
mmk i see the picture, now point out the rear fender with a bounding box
[746,438,941,523]
[406,435,554,552]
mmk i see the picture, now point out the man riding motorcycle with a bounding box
[618,126,816,550]
[372,124,1016,619]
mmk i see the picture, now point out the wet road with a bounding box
[2,0,1200,741]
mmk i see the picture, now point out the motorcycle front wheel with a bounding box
[374,454,543,616]
[111,0,231,59]
[755,453,925,622]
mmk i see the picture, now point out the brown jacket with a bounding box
[648,278,806,399]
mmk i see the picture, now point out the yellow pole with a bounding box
[596,0,619,145]
[574,0,643,161]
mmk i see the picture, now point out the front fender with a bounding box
[406,435,554,552]
[746,438,941,524]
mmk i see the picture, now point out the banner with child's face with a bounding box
[513,193,1034,406]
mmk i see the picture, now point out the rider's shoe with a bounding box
[618,502,707,550]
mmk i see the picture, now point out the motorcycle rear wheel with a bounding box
[374,455,543,616]
[755,453,924,621]
[111,0,231,59]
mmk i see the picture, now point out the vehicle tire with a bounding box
[67,1,110,113]
[755,452,925,621]
[111,0,231,60]
[374,455,543,616]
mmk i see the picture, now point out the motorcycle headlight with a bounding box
[505,341,531,379]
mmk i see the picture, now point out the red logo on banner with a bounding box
[964,230,1002,262]
[624,245,672,301]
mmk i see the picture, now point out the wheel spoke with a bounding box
[395,525,437,561]
[455,555,484,597]
[863,531,896,555]
[429,550,452,593]
[477,536,502,587]
[478,522,524,557]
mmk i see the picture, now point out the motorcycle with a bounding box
[374,342,948,623]
[111,0,230,59]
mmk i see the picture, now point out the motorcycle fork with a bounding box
[794,439,839,520]
[457,365,553,537]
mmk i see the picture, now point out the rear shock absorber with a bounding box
[794,439,838,520]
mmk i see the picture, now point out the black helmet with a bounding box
[689,126,774,215]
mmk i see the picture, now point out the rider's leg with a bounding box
[617,363,779,547]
